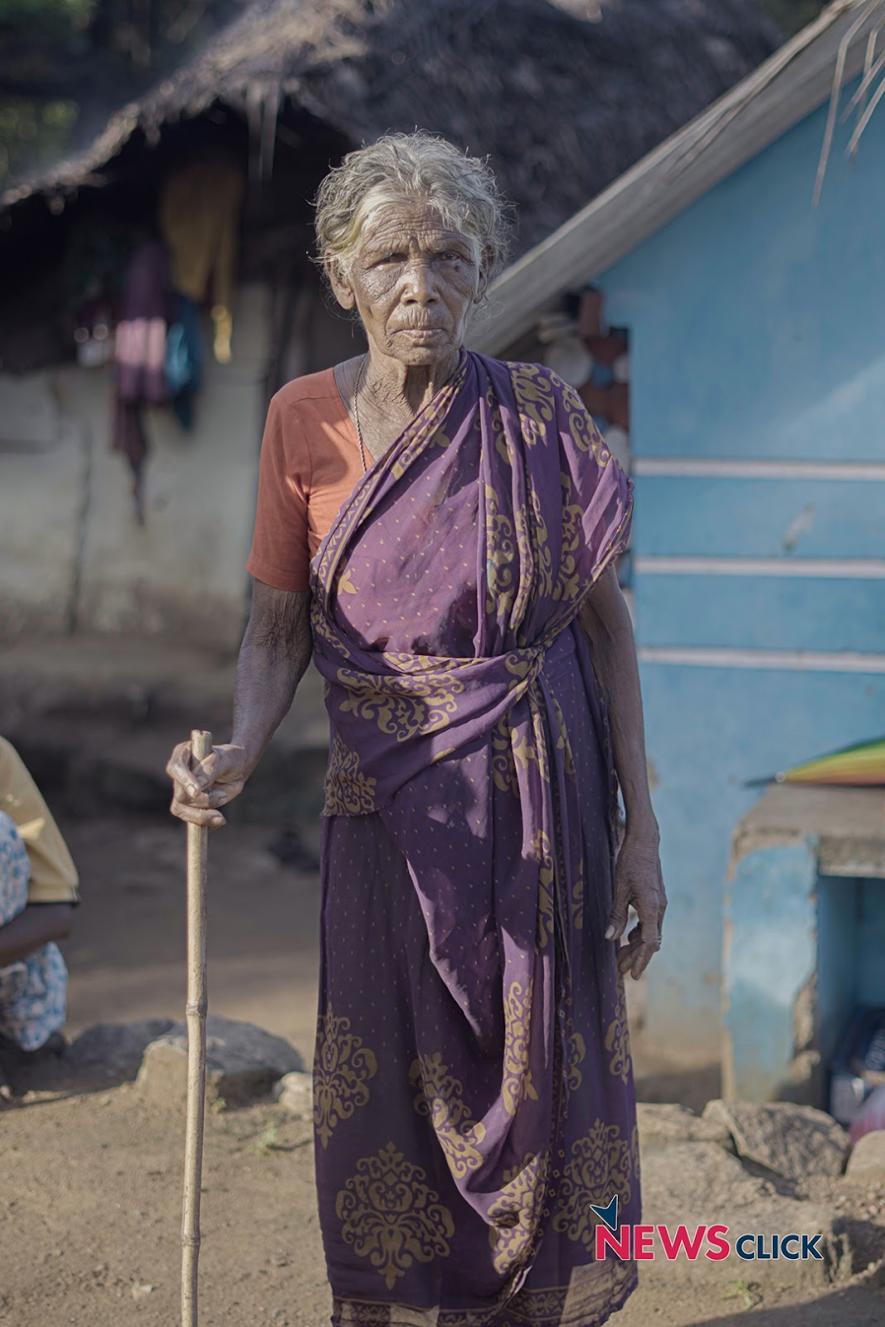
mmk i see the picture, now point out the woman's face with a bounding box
[330,200,485,367]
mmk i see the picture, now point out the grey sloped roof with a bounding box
[2,0,782,252]
[472,0,876,352]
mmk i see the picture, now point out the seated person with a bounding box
[0,736,80,1058]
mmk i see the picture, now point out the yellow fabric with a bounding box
[158,156,244,363]
[0,736,80,906]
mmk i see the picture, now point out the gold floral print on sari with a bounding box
[381,650,485,675]
[337,567,358,595]
[565,1027,587,1094]
[527,476,553,602]
[502,977,538,1116]
[529,828,555,951]
[552,1119,634,1251]
[409,1052,487,1180]
[509,499,536,633]
[560,382,611,465]
[484,381,512,468]
[335,1141,455,1290]
[331,1263,637,1327]
[323,732,378,816]
[310,591,352,660]
[484,483,517,622]
[555,472,585,604]
[510,362,557,447]
[504,1286,567,1326]
[487,1148,550,1274]
[491,715,519,795]
[605,970,632,1084]
[506,1262,637,1327]
[496,686,551,789]
[314,1004,378,1148]
[335,668,464,741]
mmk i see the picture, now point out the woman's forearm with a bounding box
[232,589,313,778]
[0,904,74,966]
[579,571,659,840]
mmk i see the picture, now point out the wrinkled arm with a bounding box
[579,564,667,978]
[232,581,313,778]
[0,904,74,966]
[578,565,658,839]
[167,581,313,827]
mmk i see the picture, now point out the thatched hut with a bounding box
[0,0,781,644]
[3,0,782,247]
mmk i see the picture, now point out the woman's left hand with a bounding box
[605,826,667,980]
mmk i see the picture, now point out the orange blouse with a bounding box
[246,368,364,592]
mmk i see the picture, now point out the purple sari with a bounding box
[309,351,640,1327]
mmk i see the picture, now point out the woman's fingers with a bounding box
[187,781,244,810]
[168,775,227,828]
[192,744,248,790]
[605,877,630,941]
[169,796,226,829]
[166,742,197,792]
[613,870,665,978]
[616,926,656,980]
[165,741,248,826]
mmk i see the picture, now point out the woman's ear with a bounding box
[326,258,355,311]
[475,245,495,303]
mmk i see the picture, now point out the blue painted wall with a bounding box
[723,838,818,1101]
[595,80,885,1063]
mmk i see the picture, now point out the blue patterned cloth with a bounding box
[0,811,68,1051]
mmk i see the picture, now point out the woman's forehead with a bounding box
[358,199,473,250]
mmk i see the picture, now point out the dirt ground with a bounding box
[2,808,884,1327]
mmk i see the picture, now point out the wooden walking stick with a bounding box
[181,729,212,1327]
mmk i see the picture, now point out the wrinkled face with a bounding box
[329,200,486,366]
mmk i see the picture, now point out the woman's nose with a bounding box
[401,260,438,304]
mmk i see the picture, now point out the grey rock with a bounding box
[135,1014,303,1107]
[636,1102,734,1152]
[702,1099,849,1181]
[274,1070,313,1118]
[846,1130,885,1179]
[66,1019,175,1078]
[639,1140,849,1290]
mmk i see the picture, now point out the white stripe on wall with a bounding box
[633,458,885,481]
[639,646,885,673]
[635,557,885,579]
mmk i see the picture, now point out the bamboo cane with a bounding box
[181,728,212,1327]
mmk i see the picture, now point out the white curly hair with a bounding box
[313,130,513,286]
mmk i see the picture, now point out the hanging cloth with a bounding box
[111,237,172,522]
[158,155,244,364]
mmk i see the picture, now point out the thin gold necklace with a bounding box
[352,352,461,472]
[353,355,369,474]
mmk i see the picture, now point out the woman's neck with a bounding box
[362,348,461,417]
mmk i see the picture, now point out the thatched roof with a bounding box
[1,0,782,252]
[472,0,874,352]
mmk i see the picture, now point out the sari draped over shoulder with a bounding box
[309,351,640,1327]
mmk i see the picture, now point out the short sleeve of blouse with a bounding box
[245,392,311,592]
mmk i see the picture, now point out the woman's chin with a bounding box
[386,330,461,366]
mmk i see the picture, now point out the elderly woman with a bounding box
[167,131,666,1327]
